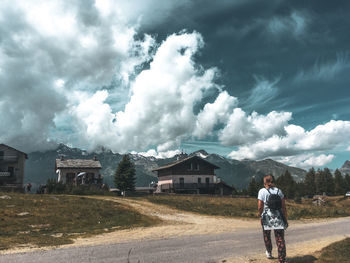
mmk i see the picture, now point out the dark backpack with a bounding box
[266,188,282,210]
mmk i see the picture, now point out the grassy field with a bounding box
[289,238,350,263]
[145,195,350,219]
[0,193,160,250]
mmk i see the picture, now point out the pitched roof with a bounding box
[56,158,102,169]
[0,143,28,159]
[152,155,219,171]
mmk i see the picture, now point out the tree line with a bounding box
[246,168,350,200]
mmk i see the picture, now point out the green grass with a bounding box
[144,195,350,220]
[289,238,350,263]
[0,193,160,250]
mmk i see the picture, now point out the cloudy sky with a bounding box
[1,0,349,169]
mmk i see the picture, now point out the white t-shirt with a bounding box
[258,187,286,230]
[258,187,284,209]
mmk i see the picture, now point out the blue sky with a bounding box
[0,0,349,169]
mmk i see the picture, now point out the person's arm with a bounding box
[281,198,288,222]
[258,199,264,217]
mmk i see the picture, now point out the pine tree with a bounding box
[324,168,335,195]
[276,170,296,199]
[114,155,136,195]
[247,176,259,197]
[304,167,316,196]
[344,174,350,191]
[315,169,327,195]
[334,169,345,195]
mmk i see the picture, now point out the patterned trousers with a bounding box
[263,229,286,262]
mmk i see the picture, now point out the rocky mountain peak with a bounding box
[341,160,350,169]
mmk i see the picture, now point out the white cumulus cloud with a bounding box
[228,120,350,161]
[219,110,292,146]
[193,91,238,139]
[275,154,335,169]
[73,32,220,152]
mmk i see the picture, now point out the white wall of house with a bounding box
[158,174,215,184]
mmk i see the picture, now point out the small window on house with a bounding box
[188,163,193,170]
[205,177,210,184]
[179,177,185,186]
[7,167,14,176]
[197,177,201,184]
[0,151,4,160]
[195,163,199,170]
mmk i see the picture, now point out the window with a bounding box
[0,151,4,160]
[195,163,199,170]
[179,177,184,186]
[188,163,193,170]
[7,167,14,177]
[197,177,201,184]
[205,177,210,185]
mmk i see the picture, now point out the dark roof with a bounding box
[0,143,28,159]
[152,155,219,171]
[56,158,102,169]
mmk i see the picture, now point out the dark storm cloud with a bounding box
[141,0,350,127]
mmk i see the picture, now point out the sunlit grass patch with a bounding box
[0,193,160,250]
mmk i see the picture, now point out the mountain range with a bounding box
[24,144,309,189]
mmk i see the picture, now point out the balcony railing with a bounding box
[0,172,11,177]
[0,155,19,162]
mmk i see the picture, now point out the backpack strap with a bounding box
[266,188,272,194]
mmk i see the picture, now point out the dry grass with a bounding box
[145,195,350,220]
[288,238,350,263]
[0,193,160,250]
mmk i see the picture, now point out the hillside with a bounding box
[25,145,307,190]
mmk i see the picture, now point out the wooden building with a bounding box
[0,143,28,192]
[55,156,103,186]
[153,155,221,194]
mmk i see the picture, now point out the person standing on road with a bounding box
[258,174,288,263]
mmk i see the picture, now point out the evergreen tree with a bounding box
[247,176,259,197]
[304,167,316,196]
[114,155,136,195]
[334,169,345,195]
[324,168,335,195]
[345,174,350,191]
[315,169,327,195]
[276,170,296,199]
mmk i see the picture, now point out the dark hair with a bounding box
[263,174,275,187]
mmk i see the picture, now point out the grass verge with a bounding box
[289,238,350,263]
[0,193,160,250]
[144,195,350,219]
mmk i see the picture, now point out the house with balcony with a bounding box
[55,156,103,186]
[0,144,28,192]
[153,155,222,194]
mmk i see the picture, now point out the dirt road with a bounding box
[1,197,349,262]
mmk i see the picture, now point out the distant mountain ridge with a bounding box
[25,144,307,190]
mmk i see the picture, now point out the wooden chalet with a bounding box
[153,155,221,194]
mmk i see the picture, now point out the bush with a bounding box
[46,179,66,194]
[44,179,112,196]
